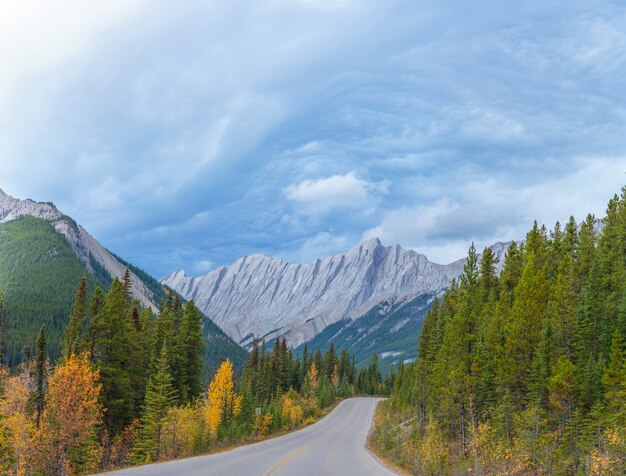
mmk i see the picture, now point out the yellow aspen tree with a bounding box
[303,363,319,398]
[0,368,36,475]
[205,359,242,436]
[37,353,102,476]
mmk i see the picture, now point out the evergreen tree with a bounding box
[61,275,88,358]
[178,300,205,403]
[324,343,338,380]
[0,290,7,366]
[32,325,47,426]
[86,286,104,361]
[89,278,135,435]
[134,347,176,463]
[374,188,626,475]
[122,267,133,303]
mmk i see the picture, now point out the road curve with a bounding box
[102,397,396,476]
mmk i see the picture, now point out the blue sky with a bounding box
[1,0,625,278]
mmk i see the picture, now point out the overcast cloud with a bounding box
[1,0,625,275]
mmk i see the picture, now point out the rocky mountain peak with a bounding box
[161,237,505,348]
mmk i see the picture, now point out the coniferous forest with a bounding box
[0,271,386,475]
[372,187,626,475]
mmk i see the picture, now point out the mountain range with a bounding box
[162,238,512,368]
[1,186,514,372]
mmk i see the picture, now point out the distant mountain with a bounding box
[162,238,513,364]
[296,293,435,371]
[0,188,247,372]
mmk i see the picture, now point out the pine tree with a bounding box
[32,325,47,426]
[0,290,7,366]
[89,278,134,435]
[338,348,351,383]
[61,275,88,358]
[178,300,205,403]
[479,246,498,300]
[122,268,133,302]
[324,343,338,380]
[134,347,176,463]
[602,331,626,423]
[242,338,260,398]
[86,286,104,361]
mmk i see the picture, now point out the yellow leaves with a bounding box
[281,395,303,427]
[420,417,449,473]
[161,404,207,460]
[43,353,102,441]
[205,359,242,435]
[258,415,273,436]
[303,363,319,397]
[0,366,35,475]
[589,427,626,474]
[35,353,103,475]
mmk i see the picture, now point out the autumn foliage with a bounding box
[0,273,383,474]
[35,353,102,475]
[205,359,242,436]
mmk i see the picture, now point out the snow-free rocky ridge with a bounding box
[0,188,157,309]
[162,238,512,348]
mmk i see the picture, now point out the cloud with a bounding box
[280,231,351,263]
[362,156,626,264]
[285,171,389,213]
[1,0,626,277]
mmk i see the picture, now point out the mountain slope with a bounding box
[0,188,247,372]
[0,188,157,309]
[0,216,109,365]
[163,239,512,351]
[297,293,435,371]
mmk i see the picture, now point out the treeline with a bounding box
[0,271,387,474]
[372,187,626,474]
[233,339,388,436]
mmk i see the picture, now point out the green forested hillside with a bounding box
[0,215,247,376]
[111,252,247,376]
[372,188,626,474]
[297,293,433,372]
[0,216,109,365]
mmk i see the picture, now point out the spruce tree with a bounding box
[324,343,338,380]
[61,275,88,358]
[90,278,134,434]
[0,290,7,366]
[134,346,176,463]
[32,325,47,426]
[87,286,104,361]
[178,300,205,403]
[122,267,133,302]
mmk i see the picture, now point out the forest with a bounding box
[0,271,387,475]
[372,188,626,475]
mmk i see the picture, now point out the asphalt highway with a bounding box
[102,397,396,476]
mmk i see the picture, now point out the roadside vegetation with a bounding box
[372,187,626,474]
[0,271,389,475]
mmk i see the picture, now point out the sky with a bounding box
[1,0,625,278]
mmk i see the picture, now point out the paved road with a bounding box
[103,397,396,476]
